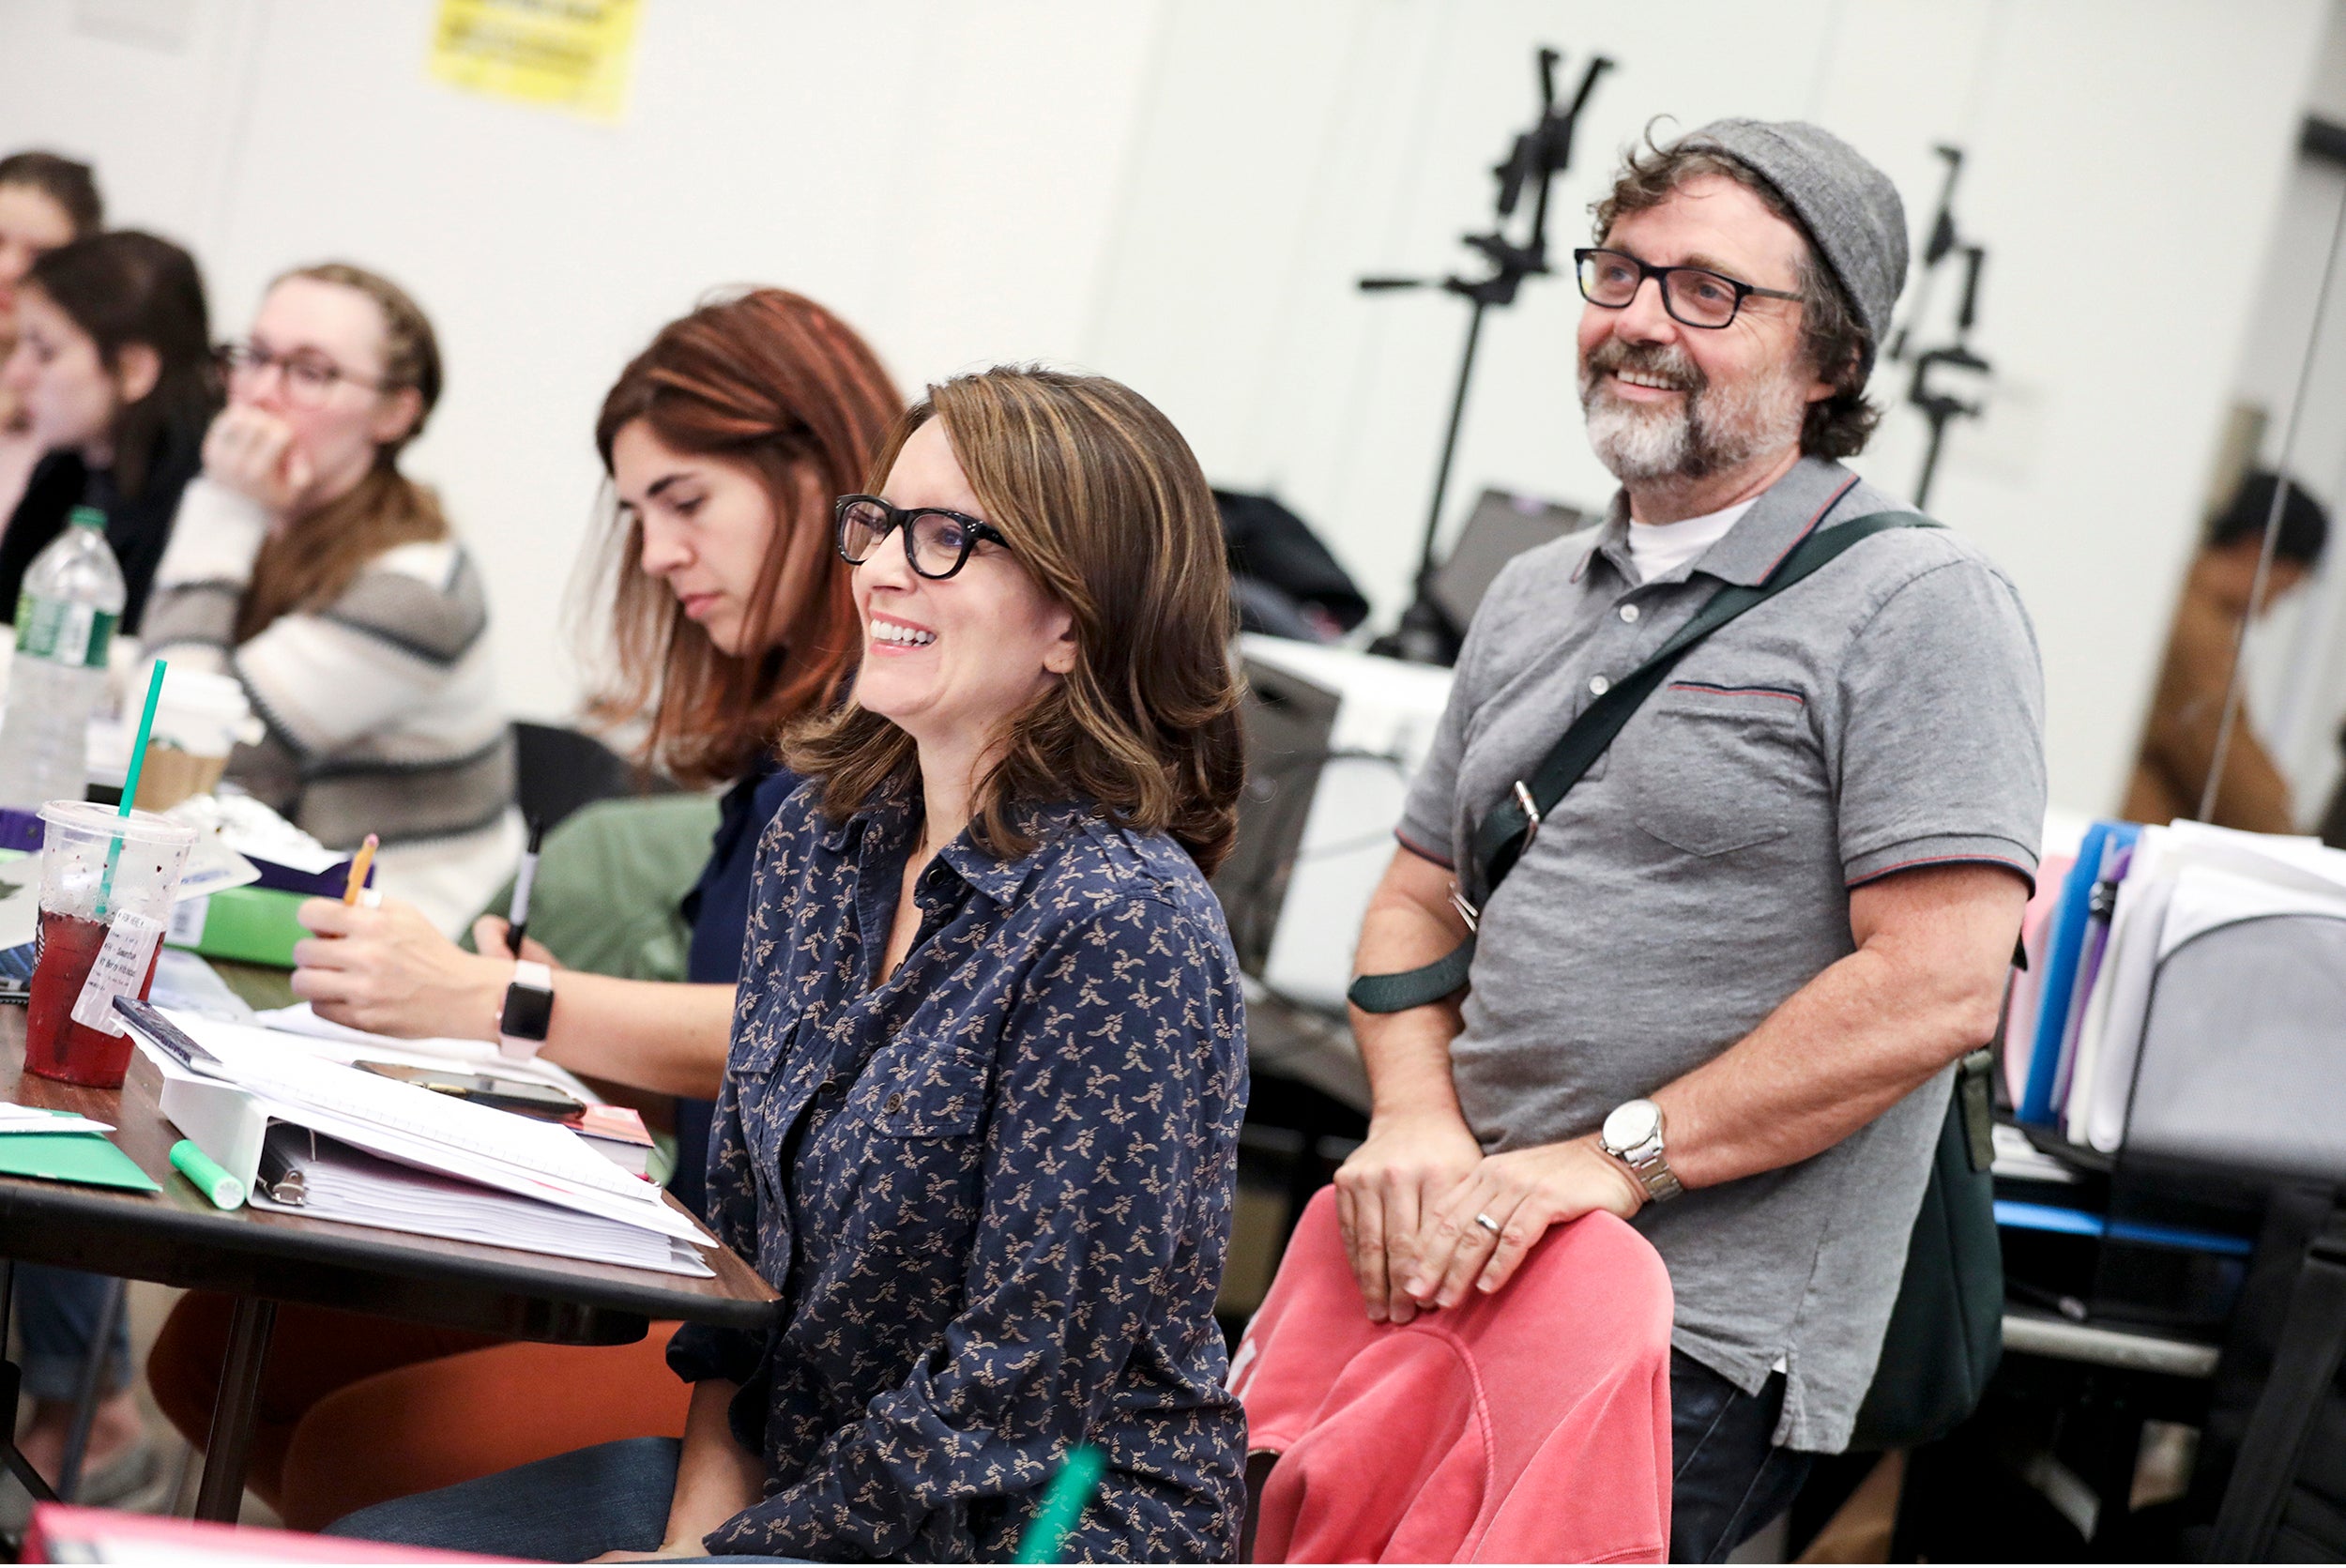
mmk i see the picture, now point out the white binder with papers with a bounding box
[123,1002,712,1277]
[249,1124,705,1274]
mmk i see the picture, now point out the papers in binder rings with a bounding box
[119,1003,710,1271]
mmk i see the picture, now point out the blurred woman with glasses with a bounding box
[0,229,216,632]
[139,263,518,930]
[331,366,1250,1563]
[0,151,103,525]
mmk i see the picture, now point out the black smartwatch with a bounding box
[497,959,554,1060]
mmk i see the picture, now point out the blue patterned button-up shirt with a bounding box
[667,782,1249,1561]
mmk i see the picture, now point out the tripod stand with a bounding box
[1362,45,1611,663]
[1891,145,1993,510]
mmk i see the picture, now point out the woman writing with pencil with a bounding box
[331,366,1251,1561]
[145,287,902,1530]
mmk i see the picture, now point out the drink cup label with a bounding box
[70,910,164,1037]
[167,896,209,946]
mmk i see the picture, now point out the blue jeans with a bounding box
[325,1437,800,1562]
[14,1266,131,1402]
[1669,1350,1817,1564]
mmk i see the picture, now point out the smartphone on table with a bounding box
[356,1061,585,1120]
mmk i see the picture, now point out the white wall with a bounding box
[0,0,2331,819]
[0,0,1166,717]
[1086,0,2328,816]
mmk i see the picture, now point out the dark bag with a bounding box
[1847,1048,2003,1451]
[1214,490,1370,635]
[1348,508,2005,1449]
[2199,1191,2346,1560]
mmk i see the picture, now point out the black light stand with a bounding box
[1362,46,1611,664]
[1891,145,1993,510]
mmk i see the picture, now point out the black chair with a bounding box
[510,722,675,836]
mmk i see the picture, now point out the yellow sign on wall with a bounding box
[428,0,642,124]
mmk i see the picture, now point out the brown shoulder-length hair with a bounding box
[582,288,900,787]
[237,262,449,642]
[785,366,1244,876]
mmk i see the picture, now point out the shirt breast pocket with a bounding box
[869,1042,993,1140]
[1622,682,1812,857]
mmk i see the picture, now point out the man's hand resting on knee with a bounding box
[1333,1109,1483,1325]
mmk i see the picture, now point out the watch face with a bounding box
[1604,1099,1661,1152]
[499,982,555,1042]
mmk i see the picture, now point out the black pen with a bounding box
[507,816,544,957]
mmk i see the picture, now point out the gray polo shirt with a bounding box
[1396,455,2045,1453]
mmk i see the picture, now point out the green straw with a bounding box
[1014,1445,1105,1564]
[96,660,167,920]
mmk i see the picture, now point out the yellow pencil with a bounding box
[343,833,379,906]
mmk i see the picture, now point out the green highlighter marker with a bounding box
[169,1138,244,1210]
[1015,1444,1105,1564]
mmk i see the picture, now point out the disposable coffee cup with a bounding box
[131,667,260,814]
[23,800,196,1088]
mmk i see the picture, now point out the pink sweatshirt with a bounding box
[1232,1188,1673,1563]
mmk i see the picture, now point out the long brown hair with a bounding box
[785,366,1244,875]
[236,263,448,641]
[25,231,215,500]
[584,288,899,787]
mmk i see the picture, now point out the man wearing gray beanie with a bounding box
[1333,121,2047,1559]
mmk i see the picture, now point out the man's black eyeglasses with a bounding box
[1572,248,1802,330]
[834,495,1010,580]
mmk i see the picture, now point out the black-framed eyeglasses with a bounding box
[217,341,396,407]
[1572,248,1802,330]
[833,495,1011,580]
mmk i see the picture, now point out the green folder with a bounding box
[0,1133,160,1193]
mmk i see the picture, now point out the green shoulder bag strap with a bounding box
[1348,509,1939,1017]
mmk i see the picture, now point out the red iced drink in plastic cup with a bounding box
[22,800,194,1089]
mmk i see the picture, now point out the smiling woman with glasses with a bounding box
[330,367,1252,1563]
[138,261,522,935]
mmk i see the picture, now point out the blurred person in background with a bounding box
[138,262,519,931]
[2125,470,2331,832]
[0,151,101,523]
[0,229,217,630]
[146,288,900,1531]
[0,228,210,1508]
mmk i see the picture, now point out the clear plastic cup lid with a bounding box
[38,799,199,847]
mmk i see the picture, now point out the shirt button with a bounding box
[1589,675,1611,696]
[816,1078,841,1099]
[1619,603,1640,623]
[883,1092,905,1114]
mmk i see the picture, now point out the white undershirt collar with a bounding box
[1623,497,1756,585]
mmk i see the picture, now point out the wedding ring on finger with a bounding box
[1473,1211,1502,1237]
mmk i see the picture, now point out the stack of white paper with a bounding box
[250,1131,705,1274]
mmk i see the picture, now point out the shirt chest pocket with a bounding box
[865,1040,993,1140]
[1621,682,1814,857]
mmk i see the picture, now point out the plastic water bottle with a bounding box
[0,507,125,810]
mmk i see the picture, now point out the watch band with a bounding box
[497,959,554,1061]
[1618,1142,1684,1203]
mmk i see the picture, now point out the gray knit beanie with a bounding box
[1676,118,1909,373]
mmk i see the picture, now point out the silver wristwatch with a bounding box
[1599,1098,1683,1203]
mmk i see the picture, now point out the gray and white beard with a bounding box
[1579,341,1809,485]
